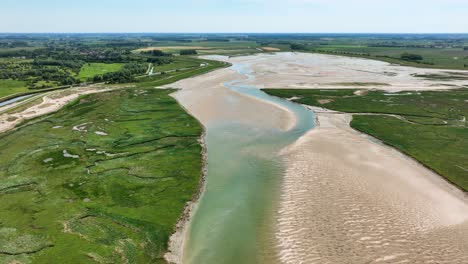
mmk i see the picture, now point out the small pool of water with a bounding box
[0,94,34,108]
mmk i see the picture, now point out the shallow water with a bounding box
[182,63,315,264]
[0,94,33,107]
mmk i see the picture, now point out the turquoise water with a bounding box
[182,63,315,264]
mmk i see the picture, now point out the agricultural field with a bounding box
[78,63,124,81]
[0,88,203,263]
[263,88,468,191]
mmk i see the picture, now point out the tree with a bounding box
[290,43,307,51]
[180,49,198,55]
[401,53,423,61]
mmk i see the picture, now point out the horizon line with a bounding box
[1,32,468,35]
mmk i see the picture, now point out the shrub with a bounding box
[180,49,198,55]
[400,53,423,61]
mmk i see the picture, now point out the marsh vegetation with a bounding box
[264,88,468,191]
[0,88,203,263]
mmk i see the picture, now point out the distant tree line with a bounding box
[400,53,423,61]
[180,49,198,55]
[33,59,84,72]
[91,63,148,83]
[290,43,308,51]
[315,49,371,57]
[146,57,173,65]
[0,41,29,48]
[141,50,172,57]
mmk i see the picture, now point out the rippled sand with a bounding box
[276,110,468,263]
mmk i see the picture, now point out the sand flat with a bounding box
[204,52,468,91]
[276,110,468,263]
[168,66,295,131]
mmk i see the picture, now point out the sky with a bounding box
[1,0,467,33]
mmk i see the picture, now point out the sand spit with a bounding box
[0,85,116,134]
[276,109,468,263]
[166,65,295,131]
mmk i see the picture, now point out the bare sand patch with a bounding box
[261,47,281,52]
[354,89,369,96]
[318,99,333,105]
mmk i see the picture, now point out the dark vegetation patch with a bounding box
[411,71,468,81]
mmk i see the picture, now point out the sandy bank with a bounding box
[276,108,468,263]
[166,66,296,131]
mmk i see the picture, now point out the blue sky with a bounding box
[1,0,467,33]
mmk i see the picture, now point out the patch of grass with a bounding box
[79,63,124,81]
[0,79,29,98]
[263,88,468,191]
[0,88,203,263]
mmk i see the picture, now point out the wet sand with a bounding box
[168,66,295,131]
[277,110,468,263]
[166,52,468,263]
[212,52,468,91]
